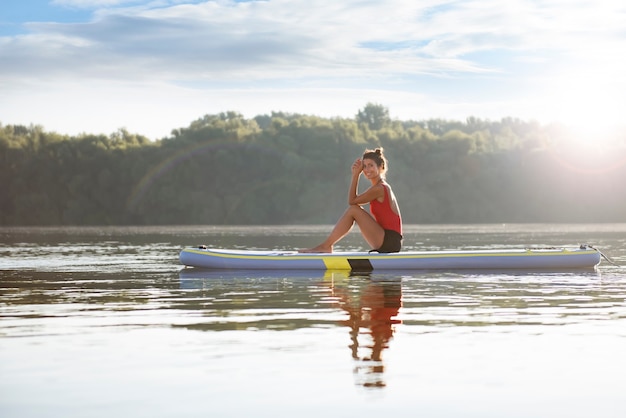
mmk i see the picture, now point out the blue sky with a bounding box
[1,0,625,139]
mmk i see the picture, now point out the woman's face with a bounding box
[362,158,381,180]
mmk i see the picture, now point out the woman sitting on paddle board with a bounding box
[300,147,402,253]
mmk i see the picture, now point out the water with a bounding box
[1,224,626,418]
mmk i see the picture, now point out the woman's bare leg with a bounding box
[299,205,385,253]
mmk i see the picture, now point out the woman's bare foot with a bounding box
[298,245,333,253]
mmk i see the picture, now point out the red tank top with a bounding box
[370,184,402,235]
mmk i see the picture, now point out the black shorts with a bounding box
[372,229,402,253]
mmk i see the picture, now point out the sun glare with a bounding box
[543,67,625,144]
[532,60,626,175]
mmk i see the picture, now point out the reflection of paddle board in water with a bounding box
[178,267,329,282]
[179,246,602,271]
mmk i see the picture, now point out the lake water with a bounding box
[1,224,626,418]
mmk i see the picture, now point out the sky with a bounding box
[1,0,625,140]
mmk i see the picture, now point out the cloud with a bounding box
[2,1,510,83]
[2,0,626,138]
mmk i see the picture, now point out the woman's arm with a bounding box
[349,183,384,206]
[347,158,383,205]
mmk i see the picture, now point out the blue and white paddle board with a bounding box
[179,246,601,271]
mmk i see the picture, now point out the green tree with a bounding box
[356,103,391,130]
[2,109,626,225]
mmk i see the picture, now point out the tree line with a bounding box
[1,104,625,225]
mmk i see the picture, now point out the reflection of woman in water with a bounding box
[334,278,402,388]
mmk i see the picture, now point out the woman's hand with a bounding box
[351,158,363,176]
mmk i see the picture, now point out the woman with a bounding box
[300,147,402,253]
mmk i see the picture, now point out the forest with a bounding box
[1,103,625,226]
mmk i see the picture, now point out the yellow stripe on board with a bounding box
[322,256,352,270]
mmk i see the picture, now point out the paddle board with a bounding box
[179,246,601,271]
